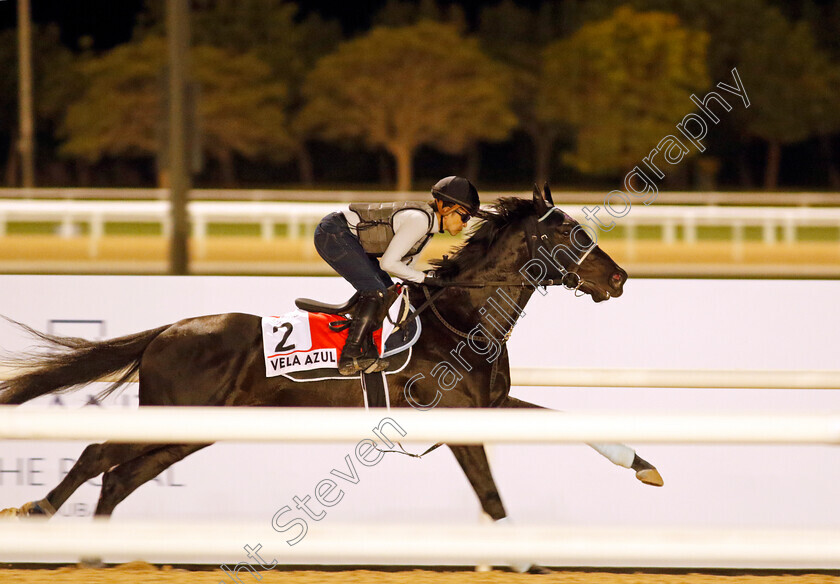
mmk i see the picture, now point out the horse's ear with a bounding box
[543,182,554,206]
[532,183,548,212]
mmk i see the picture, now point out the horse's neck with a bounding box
[427,227,537,338]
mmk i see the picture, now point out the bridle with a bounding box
[420,205,600,292]
[530,205,598,297]
[401,205,602,336]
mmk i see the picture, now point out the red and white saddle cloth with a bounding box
[261,295,420,380]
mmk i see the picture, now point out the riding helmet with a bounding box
[431,176,480,214]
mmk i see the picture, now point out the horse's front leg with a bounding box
[447,443,551,574]
[447,444,506,520]
[502,396,664,487]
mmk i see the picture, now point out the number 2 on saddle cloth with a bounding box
[261,291,419,380]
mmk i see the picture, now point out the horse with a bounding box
[0,186,662,563]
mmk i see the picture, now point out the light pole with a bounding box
[17,0,35,188]
[166,0,191,275]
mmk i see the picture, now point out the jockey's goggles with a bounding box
[443,206,471,223]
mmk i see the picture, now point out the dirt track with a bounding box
[2,563,840,584]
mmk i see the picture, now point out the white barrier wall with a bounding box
[0,276,839,561]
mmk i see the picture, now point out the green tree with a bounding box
[478,1,574,183]
[582,0,840,188]
[738,17,840,189]
[539,6,709,176]
[298,21,516,191]
[0,24,82,185]
[189,0,342,184]
[60,35,291,186]
[135,0,342,185]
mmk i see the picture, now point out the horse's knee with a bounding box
[99,468,126,505]
[75,443,110,474]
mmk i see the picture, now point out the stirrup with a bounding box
[363,357,390,374]
[338,354,377,376]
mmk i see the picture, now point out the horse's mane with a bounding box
[428,196,535,279]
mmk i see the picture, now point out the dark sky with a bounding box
[0,0,146,50]
[1,0,837,51]
[0,0,557,50]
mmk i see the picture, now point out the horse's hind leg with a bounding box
[502,396,664,487]
[94,443,209,517]
[0,442,157,518]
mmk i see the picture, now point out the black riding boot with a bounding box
[338,290,389,376]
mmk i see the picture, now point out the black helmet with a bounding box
[431,176,480,214]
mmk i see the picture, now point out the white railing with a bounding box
[1,406,840,567]
[510,368,840,389]
[1,200,840,260]
[3,366,839,390]
[2,407,840,444]
[2,522,839,567]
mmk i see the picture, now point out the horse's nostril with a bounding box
[611,272,624,287]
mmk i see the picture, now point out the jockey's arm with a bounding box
[378,209,430,283]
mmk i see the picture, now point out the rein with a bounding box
[398,208,602,337]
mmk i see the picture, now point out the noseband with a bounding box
[530,206,598,296]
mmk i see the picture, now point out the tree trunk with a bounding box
[763,139,781,190]
[392,144,413,192]
[5,129,18,186]
[737,149,753,189]
[465,142,480,183]
[218,150,236,187]
[663,161,689,190]
[818,134,840,189]
[296,142,314,186]
[378,150,393,187]
[76,159,93,187]
[157,167,170,188]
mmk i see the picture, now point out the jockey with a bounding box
[314,176,480,376]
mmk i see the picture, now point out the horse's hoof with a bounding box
[0,507,21,519]
[636,468,664,487]
[78,557,105,568]
[19,501,51,516]
[0,500,54,519]
[508,562,553,574]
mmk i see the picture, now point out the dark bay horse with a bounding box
[0,186,661,530]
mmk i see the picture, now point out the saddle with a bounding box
[295,291,361,315]
[263,286,420,407]
[295,285,410,345]
[297,284,416,358]
[295,285,402,319]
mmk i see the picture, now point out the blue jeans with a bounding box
[314,212,394,293]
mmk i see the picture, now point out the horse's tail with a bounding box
[0,318,170,405]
